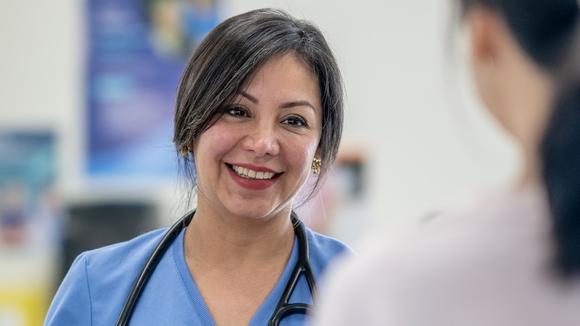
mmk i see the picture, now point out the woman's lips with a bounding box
[226,163,282,190]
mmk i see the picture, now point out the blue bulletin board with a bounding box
[86,0,219,179]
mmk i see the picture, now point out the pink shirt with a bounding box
[314,187,580,326]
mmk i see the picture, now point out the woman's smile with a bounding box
[226,163,283,190]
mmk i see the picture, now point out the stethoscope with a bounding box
[116,210,317,326]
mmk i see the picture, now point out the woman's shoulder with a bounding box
[304,226,353,275]
[80,227,168,271]
[314,188,553,325]
[345,187,548,275]
[46,227,170,325]
[306,226,352,253]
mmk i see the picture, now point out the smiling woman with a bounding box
[46,8,350,326]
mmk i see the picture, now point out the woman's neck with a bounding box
[183,200,296,326]
[183,201,294,270]
[514,146,544,192]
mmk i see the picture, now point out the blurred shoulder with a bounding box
[343,188,548,275]
[315,188,551,325]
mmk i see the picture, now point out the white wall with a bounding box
[1,0,83,189]
[0,0,519,238]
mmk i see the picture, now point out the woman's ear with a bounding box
[466,6,503,67]
[464,6,510,119]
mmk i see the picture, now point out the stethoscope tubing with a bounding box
[269,213,317,326]
[116,210,194,326]
[116,210,315,326]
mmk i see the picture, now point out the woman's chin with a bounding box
[224,202,289,222]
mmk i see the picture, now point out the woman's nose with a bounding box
[242,125,280,157]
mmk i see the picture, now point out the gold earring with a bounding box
[180,145,190,157]
[311,157,322,174]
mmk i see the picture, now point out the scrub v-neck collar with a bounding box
[172,227,299,326]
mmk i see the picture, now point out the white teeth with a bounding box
[231,165,275,180]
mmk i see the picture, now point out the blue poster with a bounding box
[0,132,59,249]
[87,0,219,178]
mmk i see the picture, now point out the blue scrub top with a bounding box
[45,224,350,325]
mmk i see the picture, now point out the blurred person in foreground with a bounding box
[46,8,349,326]
[314,0,580,325]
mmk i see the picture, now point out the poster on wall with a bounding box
[0,132,59,250]
[87,0,219,179]
[0,131,59,326]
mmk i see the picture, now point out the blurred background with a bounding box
[0,0,519,324]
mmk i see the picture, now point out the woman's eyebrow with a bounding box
[241,91,316,111]
[280,101,316,111]
[240,91,258,103]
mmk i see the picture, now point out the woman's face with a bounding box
[193,53,322,221]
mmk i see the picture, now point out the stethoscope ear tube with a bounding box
[115,210,195,326]
[268,211,317,326]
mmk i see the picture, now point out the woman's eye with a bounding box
[282,116,308,128]
[226,106,249,117]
